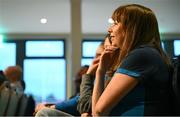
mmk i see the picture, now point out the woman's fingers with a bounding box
[98,46,119,70]
[86,56,100,75]
[92,56,100,64]
[105,45,119,51]
[34,103,47,115]
[103,46,119,57]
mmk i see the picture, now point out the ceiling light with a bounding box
[108,18,114,24]
[40,18,47,24]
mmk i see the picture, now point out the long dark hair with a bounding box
[111,4,171,68]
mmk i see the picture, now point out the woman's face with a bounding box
[95,45,104,58]
[108,21,125,49]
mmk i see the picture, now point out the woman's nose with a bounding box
[108,26,112,33]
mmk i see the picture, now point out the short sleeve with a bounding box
[116,47,158,81]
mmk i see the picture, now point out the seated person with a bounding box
[35,35,113,116]
[4,65,24,93]
[91,4,172,116]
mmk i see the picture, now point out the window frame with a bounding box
[23,39,67,103]
[24,39,65,59]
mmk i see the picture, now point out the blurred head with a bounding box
[95,34,112,58]
[74,38,110,94]
[104,34,112,48]
[4,65,22,83]
[95,42,104,58]
[108,4,170,66]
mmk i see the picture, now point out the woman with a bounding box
[77,34,114,116]
[92,4,172,116]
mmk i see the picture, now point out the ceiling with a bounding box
[0,0,180,34]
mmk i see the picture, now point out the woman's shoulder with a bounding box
[128,45,160,60]
[122,45,164,68]
[131,45,157,54]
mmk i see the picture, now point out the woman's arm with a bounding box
[92,69,105,115]
[92,73,138,116]
[92,47,113,116]
[92,46,139,116]
[77,56,100,114]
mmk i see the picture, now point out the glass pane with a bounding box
[81,58,93,66]
[26,41,64,57]
[174,40,180,56]
[82,41,102,57]
[24,59,66,103]
[0,43,16,70]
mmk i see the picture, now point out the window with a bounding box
[24,40,66,103]
[0,43,16,70]
[26,41,64,57]
[161,41,164,51]
[174,40,180,56]
[81,40,102,66]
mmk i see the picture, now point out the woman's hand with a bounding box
[34,103,55,115]
[86,56,100,76]
[97,46,119,74]
[34,103,46,115]
[35,103,46,113]
[81,113,91,117]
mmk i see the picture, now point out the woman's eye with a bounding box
[114,22,118,25]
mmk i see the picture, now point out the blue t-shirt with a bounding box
[110,46,171,116]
